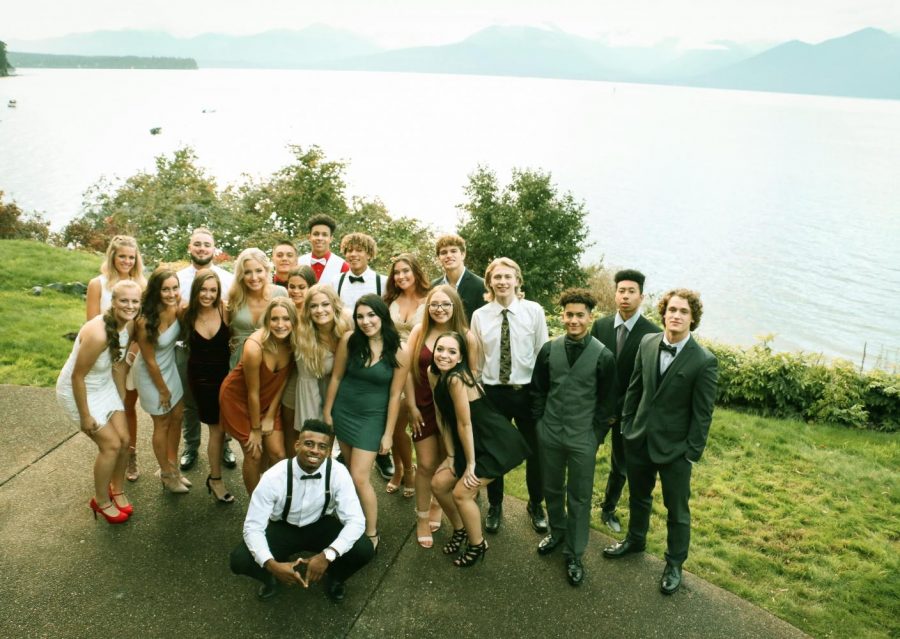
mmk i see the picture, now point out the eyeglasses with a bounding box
[428,302,453,311]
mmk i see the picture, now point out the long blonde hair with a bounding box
[410,284,469,384]
[295,284,352,376]
[102,279,141,361]
[100,235,147,290]
[227,247,274,313]
[257,298,299,355]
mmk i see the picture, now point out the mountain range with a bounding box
[7,25,900,100]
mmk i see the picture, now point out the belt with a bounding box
[485,383,525,391]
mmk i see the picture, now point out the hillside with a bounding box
[8,51,197,70]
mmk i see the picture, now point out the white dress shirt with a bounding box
[613,311,641,332]
[242,457,365,567]
[471,298,549,385]
[659,333,691,376]
[336,267,388,311]
[177,264,235,303]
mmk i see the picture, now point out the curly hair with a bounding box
[100,235,147,290]
[295,284,352,376]
[141,268,179,345]
[339,232,377,259]
[383,253,430,305]
[657,288,704,331]
[348,294,401,369]
[558,287,597,311]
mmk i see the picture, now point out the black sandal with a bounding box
[454,539,488,567]
[443,528,467,555]
[206,475,235,504]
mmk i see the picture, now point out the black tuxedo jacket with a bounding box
[591,313,661,419]
[621,333,718,464]
[431,269,486,324]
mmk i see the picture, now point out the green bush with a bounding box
[705,338,899,432]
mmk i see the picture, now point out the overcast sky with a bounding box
[6,0,900,48]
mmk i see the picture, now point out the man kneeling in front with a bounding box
[230,419,375,602]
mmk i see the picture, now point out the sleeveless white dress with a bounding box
[133,320,183,415]
[56,327,129,427]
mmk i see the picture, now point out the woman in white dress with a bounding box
[85,235,147,482]
[57,279,141,524]
[133,268,187,494]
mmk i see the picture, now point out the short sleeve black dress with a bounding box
[433,374,531,479]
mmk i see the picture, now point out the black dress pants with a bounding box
[230,517,375,584]
[623,440,693,566]
[600,421,627,513]
[483,384,543,507]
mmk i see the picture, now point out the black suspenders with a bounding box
[337,273,382,296]
[281,456,333,522]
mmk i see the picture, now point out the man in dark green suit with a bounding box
[603,288,718,596]
[590,269,661,533]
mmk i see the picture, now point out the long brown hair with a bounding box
[410,284,469,384]
[383,253,430,305]
[141,268,179,345]
[181,270,224,343]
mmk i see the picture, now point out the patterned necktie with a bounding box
[616,324,629,357]
[499,308,511,384]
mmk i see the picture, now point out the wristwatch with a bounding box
[323,547,338,562]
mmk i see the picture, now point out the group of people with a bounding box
[56,213,718,602]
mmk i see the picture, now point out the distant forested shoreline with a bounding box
[7,51,197,70]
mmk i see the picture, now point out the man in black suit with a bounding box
[590,269,661,533]
[603,289,718,596]
[430,234,486,323]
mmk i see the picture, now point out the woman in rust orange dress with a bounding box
[219,298,297,494]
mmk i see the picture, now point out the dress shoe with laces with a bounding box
[566,557,585,586]
[257,574,278,601]
[601,510,622,533]
[222,442,237,469]
[527,501,549,534]
[179,448,198,471]
[660,563,683,595]
[374,453,395,480]
[484,504,502,534]
[537,533,564,556]
[325,574,346,602]
[602,538,646,559]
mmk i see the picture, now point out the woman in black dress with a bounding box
[430,332,530,567]
[182,270,234,503]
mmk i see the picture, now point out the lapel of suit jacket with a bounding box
[654,336,698,399]
[644,332,663,397]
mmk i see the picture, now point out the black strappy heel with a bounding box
[454,539,488,567]
[443,528,467,555]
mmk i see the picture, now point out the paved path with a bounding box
[0,385,808,638]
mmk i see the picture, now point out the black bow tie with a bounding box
[659,342,677,356]
[565,337,586,350]
[300,472,321,480]
[348,275,365,284]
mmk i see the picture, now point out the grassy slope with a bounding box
[0,240,101,385]
[2,240,898,637]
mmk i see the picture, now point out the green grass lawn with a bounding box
[3,239,898,638]
[505,410,900,639]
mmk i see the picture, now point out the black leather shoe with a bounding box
[256,575,278,601]
[527,502,549,534]
[602,538,646,559]
[566,557,585,587]
[179,449,198,471]
[484,504,502,534]
[325,575,346,602]
[537,533,564,556]
[222,442,237,469]
[660,563,682,595]
[374,453,395,480]
[601,510,622,533]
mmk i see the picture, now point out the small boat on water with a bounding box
[8,99,16,108]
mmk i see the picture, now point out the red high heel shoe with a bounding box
[107,487,134,516]
[89,498,129,524]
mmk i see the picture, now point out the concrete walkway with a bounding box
[0,385,808,639]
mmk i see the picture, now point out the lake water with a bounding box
[1,69,898,366]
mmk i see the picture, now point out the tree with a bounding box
[65,147,228,262]
[457,166,591,308]
[0,41,11,77]
[0,190,50,241]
